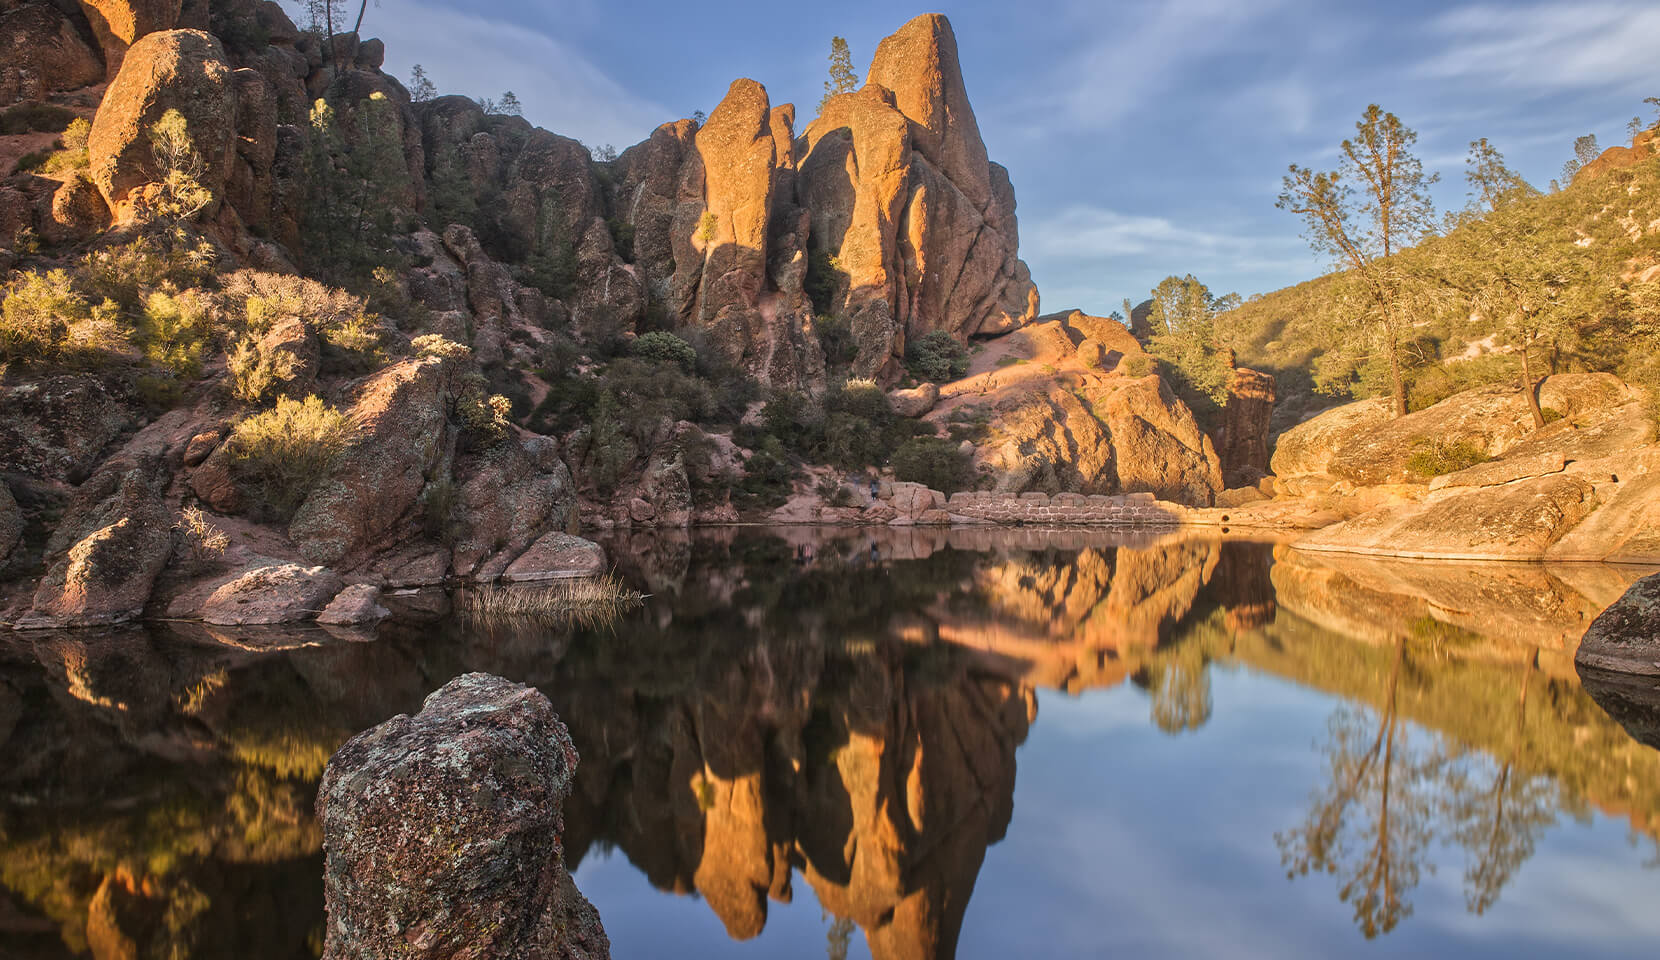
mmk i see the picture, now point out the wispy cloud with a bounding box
[1419,2,1660,93]
[369,0,672,149]
[1028,205,1304,268]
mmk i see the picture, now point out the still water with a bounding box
[2,527,1658,959]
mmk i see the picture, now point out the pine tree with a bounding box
[408,64,437,103]
[1145,274,1240,408]
[498,91,523,116]
[1559,133,1600,184]
[819,37,857,110]
[1278,105,1438,418]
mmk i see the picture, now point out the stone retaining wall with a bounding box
[940,490,1197,526]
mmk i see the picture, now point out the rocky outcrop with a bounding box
[198,562,344,625]
[88,28,235,219]
[794,15,1037,379]
[1216,366,1275,487]
[450,441,577,579]
[317,673,609,960]
[1574,126,1660,185]
[1274,374,1631,488]
[0,3,105,103]
[27,438,176,626]
[1576,575,1660,676]
[78,0,183,77]
[288,357,451,566]
[0,373,136,483]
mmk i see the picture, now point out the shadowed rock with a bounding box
[317,673,609,960]
[1577,574,1660,676]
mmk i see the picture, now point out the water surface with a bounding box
[2,527,1657,959]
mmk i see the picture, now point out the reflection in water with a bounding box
[0,529,1657,958]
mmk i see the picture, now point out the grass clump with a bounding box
[1405,437,1490,478]
[460,574,645,630]
[227,396,354,520]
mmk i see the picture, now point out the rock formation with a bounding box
[1577,574,1660,676]
[88,28,235,220]
[0,2,105,104]
[1216,365,1276,487]
[317,673,609,959]
[78,0,184,77]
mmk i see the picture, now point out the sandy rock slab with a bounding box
[317,673,609,960]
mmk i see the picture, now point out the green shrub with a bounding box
[420,479,463,546]
[1123,355,1155,378]
[227,336,303,404]
[139,289,217,380]
[12,149,52,175]
[81,236,217,310]
[606,218,635,260]
[0,269,125,366]
[891,436,975,494]
[697,211,719,244]
[815,313,857,368]
[906,330,971,382]
[227,396,354,521]
[631,331,698,372]
[805,250,844,315]
[1405,437,1489,478]
[0,103,77,135]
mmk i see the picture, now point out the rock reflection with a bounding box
[0,530,1656,958]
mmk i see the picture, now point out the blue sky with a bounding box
[343,0,1659,314]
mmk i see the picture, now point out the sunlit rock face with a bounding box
[795,14,1038,380]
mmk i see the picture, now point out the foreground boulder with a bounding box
[317,673,609,960]
[199,562,345,625]
[1577,574,1660,676]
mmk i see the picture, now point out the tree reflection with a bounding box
[1278,639,1439,937]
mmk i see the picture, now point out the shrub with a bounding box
[1123,355,1155,378]
[606,217,635,260]
[815,313,857,368]
[906,330,971,382]
[12,149,52,175]
[420,479,463,546]
[805,250,845,315]
[227,396,354,521]
[815,475,856,507]
[81,236,217,310]
[631,331,698,372]
[175,506,229,564]
[227,336,303,404]
[698,211,719,245]
[1405,437,1489,478]
[139,289,217,380]
[223,270,366,336]
[0,270,125,366]
[0,103,76,135]
[892,436,976,494]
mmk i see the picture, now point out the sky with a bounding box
[323,0,1660,315]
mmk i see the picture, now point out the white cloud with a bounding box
[1033,0,1293,132]
[1027,204,1303,268]
[1419,2,1660,93]
[367,0,672,150]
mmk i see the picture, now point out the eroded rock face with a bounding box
[78,0,183,77]
[1217,366,1276,487]
[796,14,1037,378]
[289,358,451,566]
[0,3,105,103]
[29,453,174,626]
[317,673,609,960]
[1577,574,1660,676]
[88,28,235,218]
[0,374,136,482]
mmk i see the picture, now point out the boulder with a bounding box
[1097,376,1222,505]
[199,562,344,625]
[316,583,389,625]
[0,3,105,101]
[502,532,607,582]
[1576,574,1660,676]
[0,480,20,565]
[889,382,939,417]
[45,174,111,243]
[289,358,451,566]
[29,452,175,626]
[317,673,609,960]
[450,440,576,578]
[88,29,235,219]
[1276,374,1631,487]
[77,0,184,77]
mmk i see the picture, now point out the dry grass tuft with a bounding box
[460,574,645,630]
